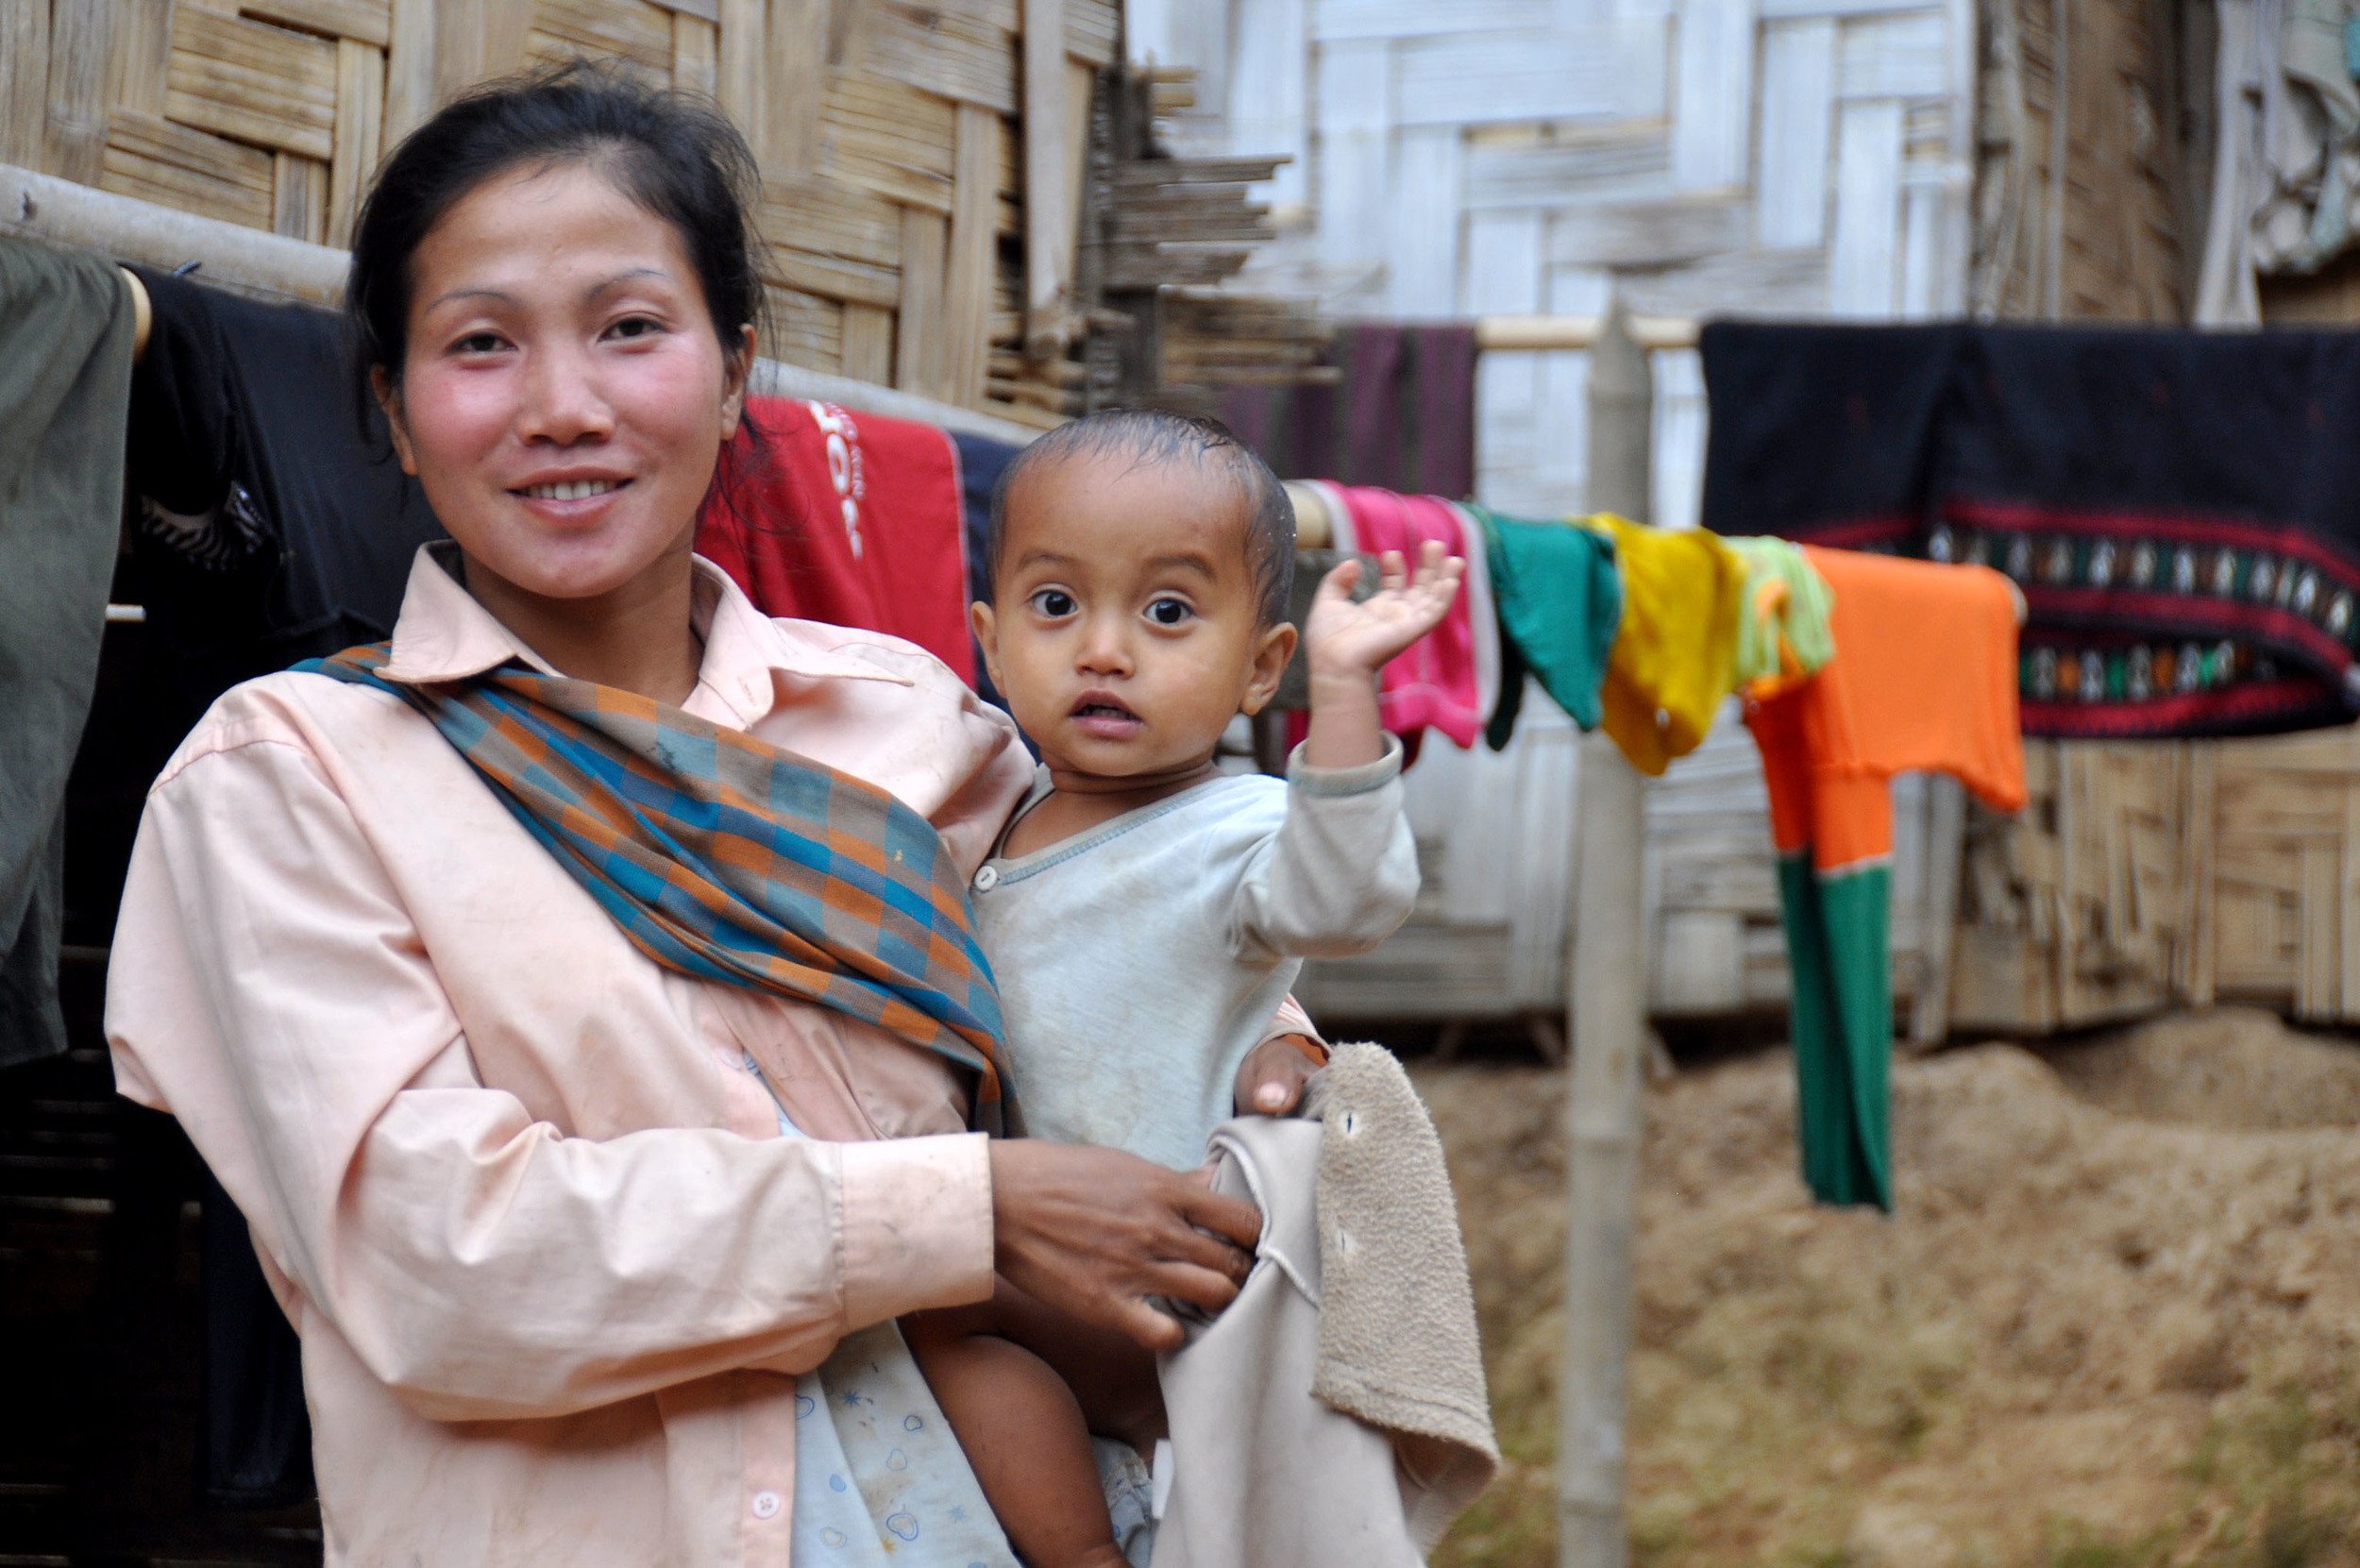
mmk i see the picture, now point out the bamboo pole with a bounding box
[1559,300,1652,1568]
[750,358,1044,447]
[0,161,346,302]
[1477,312,1700,353]
[1020,0,1072,360]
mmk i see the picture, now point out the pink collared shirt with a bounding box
[105,547,1037,1564]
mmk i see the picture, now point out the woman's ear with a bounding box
[719,323,756,439]
[1239,621,1298,717]
[372,365,418,477]
[969,599,1003,694]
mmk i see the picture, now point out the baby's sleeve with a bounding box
[1227,735,1421,961]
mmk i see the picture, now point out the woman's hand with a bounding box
[987,1140,1262,1355]
[1233,1032,1325,1117]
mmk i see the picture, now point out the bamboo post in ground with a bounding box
[1559,300,1653,1568]
[1020,0,1072,360]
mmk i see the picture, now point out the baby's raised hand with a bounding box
[1306,540,1466,680]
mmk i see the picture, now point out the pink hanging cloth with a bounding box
[1329,484,1487,750]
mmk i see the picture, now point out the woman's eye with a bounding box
[1147,598,1193,627]
[1031,589,1077,617]
[606,315,662,341]
[453,331,506,355]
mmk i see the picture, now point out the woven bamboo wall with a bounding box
[1971,0,2195,321]
[1947,727,2360,1033]
[0,0,1117,425]
[1949,740,2196,1035]
[2192,727,2360,1023]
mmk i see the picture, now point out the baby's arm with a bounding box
[1229,542,1461,961]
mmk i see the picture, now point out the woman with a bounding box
[106,65,1312,1564]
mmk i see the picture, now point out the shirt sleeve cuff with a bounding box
[835,1133,996,1328]
[1284,732,1405,798]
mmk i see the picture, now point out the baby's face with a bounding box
[975,450,1290,782]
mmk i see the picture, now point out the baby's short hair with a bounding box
[985,408,1297,627]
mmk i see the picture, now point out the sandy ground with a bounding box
[1420,1007,2360,1568]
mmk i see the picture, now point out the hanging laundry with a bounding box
[949,429,1025,711]
[0,241,135,1069]
[1222,325,1479,501]
[1449,503,1502,739]
[126,264,451,1512]
[1699,319,2360,738]
[1937,325,2360,736]
[1697,322,1966,549]
[1329,486,1489,750]
[2195,0,2360,322]
[1586,515,1747,776]
[1744,546,2026,1210]
[1724,535,1837,696]
[949,430,1022,610]
[697,396,974,685]
[1471,506,1623,747]
[126,266,448,718]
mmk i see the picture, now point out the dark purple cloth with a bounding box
[1222,324,1477,500]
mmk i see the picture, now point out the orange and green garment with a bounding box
[1743,545,2025,1209]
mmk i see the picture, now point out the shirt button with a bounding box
[750,1490,783,1520]
[971,865,1000,892]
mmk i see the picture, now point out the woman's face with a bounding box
[380,159,750,603]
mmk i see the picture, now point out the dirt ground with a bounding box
[1420,1007,2360,1568]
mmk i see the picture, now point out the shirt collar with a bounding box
[379,543,915,725]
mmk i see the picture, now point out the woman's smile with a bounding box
[510,470,635,524]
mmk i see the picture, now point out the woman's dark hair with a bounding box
[346,59,767,389]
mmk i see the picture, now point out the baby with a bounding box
[904,409,1461,1567]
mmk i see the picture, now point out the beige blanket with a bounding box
[1150,1043,1498,1567]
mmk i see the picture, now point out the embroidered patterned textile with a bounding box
[298,643,1006,1120]
[1700,320,2360,738]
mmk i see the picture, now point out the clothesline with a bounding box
[1474,312,1701,353]
[1287,473,2030,624]
[1316,312,1702,353]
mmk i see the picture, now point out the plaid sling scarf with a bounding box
[299,643,1006,1123]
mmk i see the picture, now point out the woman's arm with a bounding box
[110,733,998,1424]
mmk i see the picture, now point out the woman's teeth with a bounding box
[522,479,621,500]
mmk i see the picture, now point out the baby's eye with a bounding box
[1030,588,1077,618]
[1146,598,1195,627]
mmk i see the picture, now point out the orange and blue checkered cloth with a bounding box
[300,644,1006,1125]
